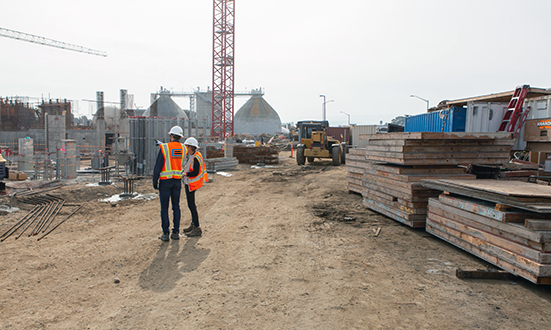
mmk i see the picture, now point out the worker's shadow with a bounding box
[138,237,210,293]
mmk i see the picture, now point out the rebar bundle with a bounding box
[0,194,81,242]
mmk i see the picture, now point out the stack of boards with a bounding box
[347,132,513,228]
[423,179,551,285]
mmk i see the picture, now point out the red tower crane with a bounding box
[212,0,235,140]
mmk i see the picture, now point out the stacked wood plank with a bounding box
[363,132,514,166]
[347,132,515,228]
[362,163,475,228]
[423,179,551,285]
[345,148,368,194]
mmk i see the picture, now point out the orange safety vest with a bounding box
[159,141,187,180]
[187,151,208,191]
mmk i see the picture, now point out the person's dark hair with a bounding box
[171,134,181,141]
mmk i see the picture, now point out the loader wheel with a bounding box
[307,157,315,163]
[340,147,346,164]
[332,146,340,166]
[296,147,305,165]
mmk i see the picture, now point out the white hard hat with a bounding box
[168,126,183,137]
[184,137,199,148]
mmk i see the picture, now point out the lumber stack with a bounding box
[423,179,551,285]
[347,132,517,228]
[363,132,514,166]
[362,163,475,228]
[345,148,368,194]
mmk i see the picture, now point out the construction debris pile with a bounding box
[423,179,551,285]
[207,145,280,164]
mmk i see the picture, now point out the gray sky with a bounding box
[1,0,550,126]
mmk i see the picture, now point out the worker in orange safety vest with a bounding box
[181,137,208,237]
[152,126,187,241]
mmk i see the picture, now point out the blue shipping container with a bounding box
[405,107,466,132]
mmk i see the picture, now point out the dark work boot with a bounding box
[170,232,180,240]
[183,223,194,234]
[185,226,202,237]
[160,233,170,241]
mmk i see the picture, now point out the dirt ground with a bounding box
[1,150,551,329]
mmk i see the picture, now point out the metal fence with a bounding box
[129,116,210,176]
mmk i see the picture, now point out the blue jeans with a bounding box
[159,179,182,234]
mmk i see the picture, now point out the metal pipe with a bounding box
[14,204,48,240]
[29,199,56,236]
[0,205,40,240]
[41,200,65,233]
[38,205,82,241]
[36,198,63,233]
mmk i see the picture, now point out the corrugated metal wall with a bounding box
[405,108,466,132]
[326,127,351,144]
[350,125,377,148]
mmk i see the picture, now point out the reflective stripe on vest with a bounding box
[188,151,208,191]
[159,142,186,180]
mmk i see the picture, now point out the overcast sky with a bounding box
[1,0,550,126]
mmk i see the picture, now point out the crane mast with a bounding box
[0,27,107,57]
[212,0,235,139]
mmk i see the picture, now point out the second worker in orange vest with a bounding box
[181,137,208,237]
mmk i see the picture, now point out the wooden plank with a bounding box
[426,222,551,285]
[347,183,363,195]
[363,182,440,201]
[428,199,551,247]
[363,132,514,141]
[364,187,427,209]
[367,192,427,215]
[422,179,551,213]
[346,172,363,180]
[365,155,508,166]
[526,219,551,231]
[364,166,475,183]
[439,194,551,223]
[363,173,436,191]
[365,145,512,153]
[345,166,364,175]
[425,179,551,198]
[365,150,511,160]
[363,197,426,228]
[367,139,515,147]
[347,177,363,186]
[366,163,467,175]
[427,218,551,276]
[427,212,551,264]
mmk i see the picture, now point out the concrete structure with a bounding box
[45,114,66,154]
[58,139,77,179]
[234,93,281,136]
[18,138,33,172]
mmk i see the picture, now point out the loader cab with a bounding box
[297,121,328,142]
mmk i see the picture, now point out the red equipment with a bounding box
[212,0,235,140]
[498,85,530,132]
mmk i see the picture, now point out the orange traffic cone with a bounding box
[289,145,293,158]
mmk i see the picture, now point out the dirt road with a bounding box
[1,151,551,329]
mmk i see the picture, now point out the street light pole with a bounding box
[319,95,334,122]
[340,111,350,125]
[410,95,429,110]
